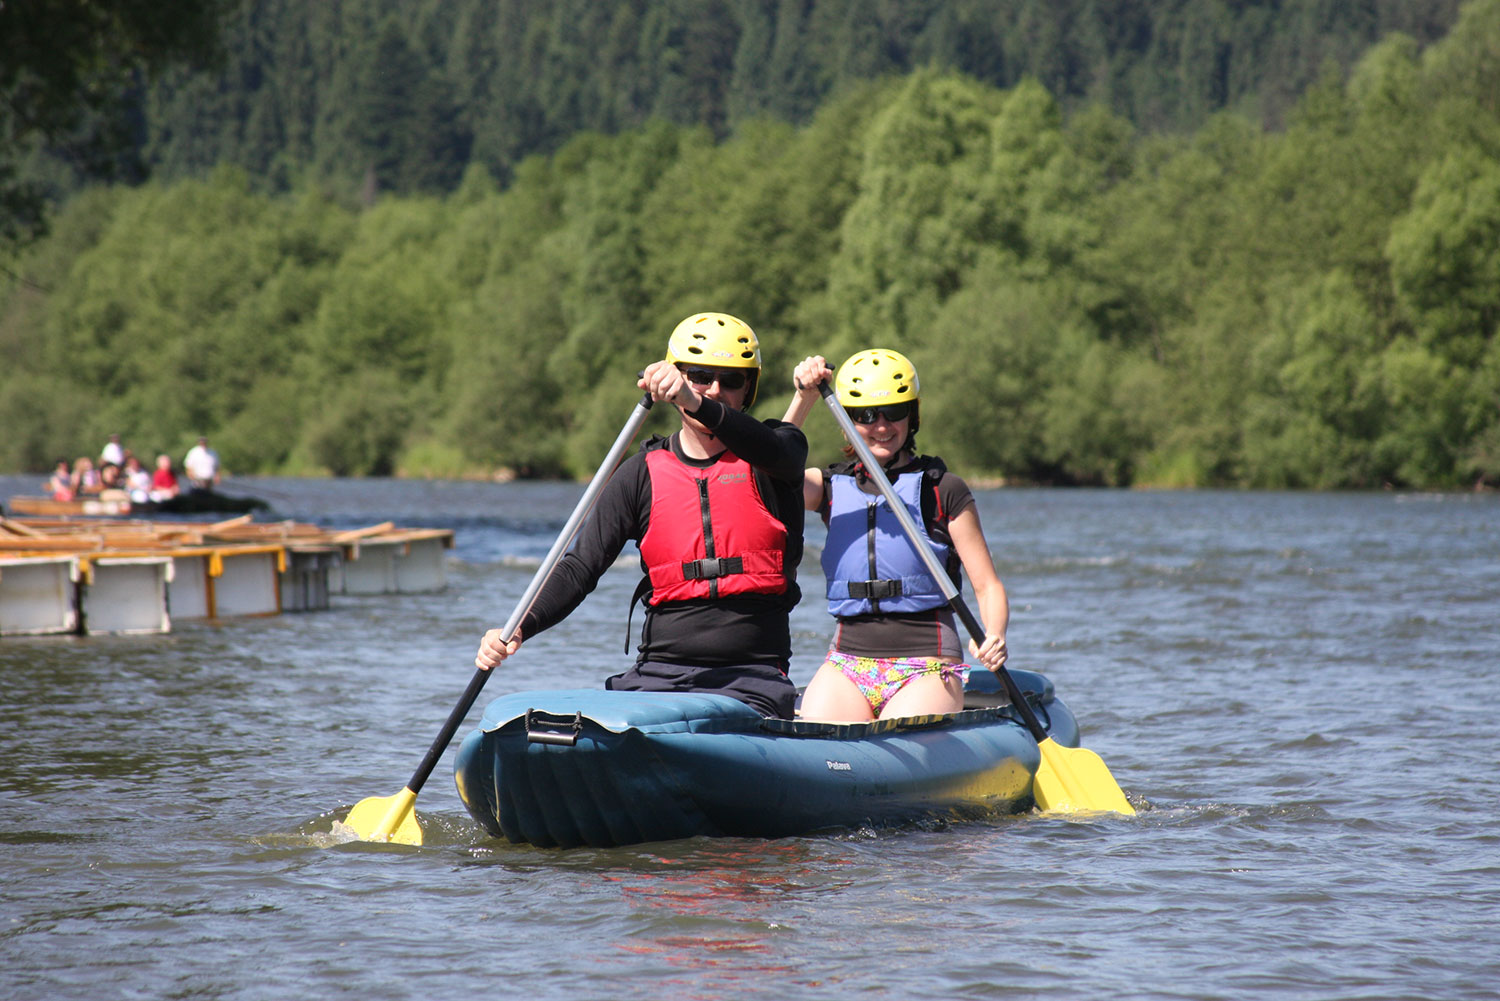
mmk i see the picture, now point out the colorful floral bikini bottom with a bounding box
[826,650,970,715]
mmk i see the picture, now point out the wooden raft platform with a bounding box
[0,515,454,636]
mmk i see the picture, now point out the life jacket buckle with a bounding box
[848,578,903,600]
[680,556,745,580]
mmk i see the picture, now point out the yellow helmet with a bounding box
[834,349,920,407]
[665,312,761,407]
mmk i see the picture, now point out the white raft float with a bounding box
[0,515,453,636]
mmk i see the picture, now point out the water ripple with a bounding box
[3,480,1499,1000]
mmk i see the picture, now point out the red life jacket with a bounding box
[640,446,789,603]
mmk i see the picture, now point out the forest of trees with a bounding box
[2,0,1497,488]
[64,1,1469,200]
[8,0,1466,228]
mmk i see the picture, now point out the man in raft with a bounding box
[475,312,809,718]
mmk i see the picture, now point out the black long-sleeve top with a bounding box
[518,398,809,669]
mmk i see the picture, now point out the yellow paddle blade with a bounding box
[341,787,423,845]
[1032,738,1136,816]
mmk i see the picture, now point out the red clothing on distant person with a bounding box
[48,469,75,501]
[151,467,179,491]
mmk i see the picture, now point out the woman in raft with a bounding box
[783,349,1009,721]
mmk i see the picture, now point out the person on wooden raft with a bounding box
[782,349,1009,722]
[47,459,75,501]
[475,312,809,718]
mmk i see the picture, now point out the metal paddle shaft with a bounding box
[401,392,655,793]
[816,382,1134,815]
[345,393,655,842]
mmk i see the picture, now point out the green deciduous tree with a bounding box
[825,70,1006,345]
[1243,272,1387,487]
[1386,148,1500,364]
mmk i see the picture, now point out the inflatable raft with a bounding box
[7,489,267,518]
[453,669,1080,847]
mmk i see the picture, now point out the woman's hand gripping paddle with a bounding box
[816,382,1134,816]
[339,394,656,844]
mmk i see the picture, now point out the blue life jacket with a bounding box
[821,462,955,617]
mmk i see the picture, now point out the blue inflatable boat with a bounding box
[453,669,1080,847]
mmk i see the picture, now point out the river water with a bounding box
[2,474,1497,1000]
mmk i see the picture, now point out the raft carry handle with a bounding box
[526,709,584,746]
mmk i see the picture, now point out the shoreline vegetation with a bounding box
[3,7,1499,491]
[6,468,1496,497]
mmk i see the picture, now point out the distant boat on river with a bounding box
[5,489,268,518]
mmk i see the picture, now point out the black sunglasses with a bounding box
[846,402,912,425]
[679,366,749,391]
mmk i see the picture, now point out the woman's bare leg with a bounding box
[878,671,963,720]
[798,662,875,722]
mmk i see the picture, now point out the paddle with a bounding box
[340,393,656,844]
[815,382,1135,815]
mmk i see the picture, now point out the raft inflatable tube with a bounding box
[454,669,1079,847]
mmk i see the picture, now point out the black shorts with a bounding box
[606,660,796,719]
